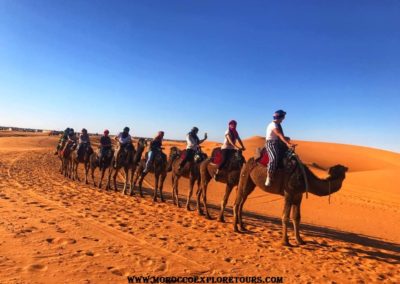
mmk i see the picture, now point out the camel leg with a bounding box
[138,172,145,198]
[159,173,166,203]
[91,165,97,187]
[112,167,119,191]
[195,178,202,212]
[105,167,112,191]
[201,181,212,220]
[171,174,176,205]
[129,166,136,196]
[218,183,234,223]
[292,194,305,245]
[233,183,243,233]
[197,178,208,216]
[71,161,76,180]
[75,162,80,182]
[185,176,195,211]
[84,162,89,184]
[98,168,106,189]
[122,167,129,195]
[153,173,159,202]
[173,175,180,206]
[282,193,293,246]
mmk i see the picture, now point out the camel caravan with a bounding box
[55,110,348,246]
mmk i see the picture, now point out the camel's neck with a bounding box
[304,167,345,196]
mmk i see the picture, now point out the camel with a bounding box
[233,149,348,246]
[168,147,208,210]
[199,148,246,221]
[133,149,168,201]
[125,138,147,195]
[106,143,136,192]
[57,141,74,178]
[89,147,114,189]
[70,144,94,183]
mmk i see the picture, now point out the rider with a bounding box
[114,127,132,166]
[178,127,207,171]
[76,128,91,156]
[265,110,294,187]
[214,120,245,180]
[143,131,164,174]
[54,127,70,155]
[99,129,112,162]
[62,128,77,152]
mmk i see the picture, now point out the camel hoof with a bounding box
[282,240,293,247]
[205,215,213,220]
[234,226,239,233]
[296,238,306,245]
[130,191,135,196]
[186,205,192,211]
[198,210,204,216]
[218,217,225,223]
[161,198,166,203]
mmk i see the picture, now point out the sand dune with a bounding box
[0,133,399,283]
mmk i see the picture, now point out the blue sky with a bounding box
[1,0,399,152]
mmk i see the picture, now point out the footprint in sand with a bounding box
[85,250,100,257]
[26,263,48,272]
[46,237,76,245]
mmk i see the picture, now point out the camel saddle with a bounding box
[210,147,223,166]
[180,149,187,160]
[255,147,270,167]
[255,147,287,168]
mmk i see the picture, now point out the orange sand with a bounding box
[0,133,398,283]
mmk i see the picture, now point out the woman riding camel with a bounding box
[54,127,70,155]
[114,126,132,166]
[178,127,207,171]
[76,128,91,155]
[143,131,165,174]
[62,128,77,152]
[265,109,295,187]
[214,120,245,180]
[99,129,112,162]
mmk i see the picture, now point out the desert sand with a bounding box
[0,133,399,283]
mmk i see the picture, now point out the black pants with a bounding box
[218,149,235,170]
[180,149,195,168]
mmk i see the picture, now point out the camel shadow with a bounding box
[233,208,400,265]
[113,183,400,265]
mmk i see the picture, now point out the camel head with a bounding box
[328,164,348,179]
[298,163,348,197]
[169,146,180,158]
[137,138,147,148]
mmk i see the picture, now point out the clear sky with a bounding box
[1,0,399,152]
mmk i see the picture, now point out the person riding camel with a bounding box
[62,128,77,152]
[265,109,295,187]
[214,120,245,180]
[99,129,112,162]
[76,128,91,156]
[143,131,164,174]
[54,127,70,155]
[178,127,207,171]
[114,127,132,167]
